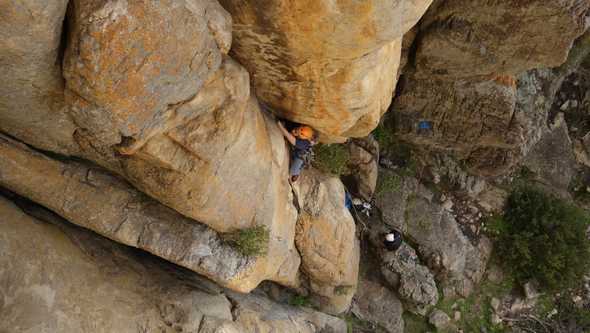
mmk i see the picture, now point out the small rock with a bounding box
[572,295,583,304]
[491,313,502,325]
[547,309,558,318]
[433,173,441,184]
[442,199,454,211]
[524,281,539,300]
[429,310,451,330]
[454,311,461,321]
[571,100,579,108]
[443,286,457,299]
[490,298,501,312]
[510,298,526,313]
[560,100,570,110]
[486,265,505,283]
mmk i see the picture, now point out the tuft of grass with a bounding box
[288,295,311,307]
[434,277,514,333]
[334,285,354,296]
[376,171,402,195]
[312,143,350,175]
[223,225,269,257]
[372,122,396,152]
[403,311,434,333]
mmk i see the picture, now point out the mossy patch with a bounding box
[312,143,350,175]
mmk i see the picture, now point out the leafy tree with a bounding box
[495,187,590,290]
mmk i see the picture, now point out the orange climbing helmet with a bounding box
[295,126,314,140]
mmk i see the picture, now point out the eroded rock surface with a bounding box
[523,113,577,195]
[227,291,347,333]
[0,135,299,292]
[63,0,231,148]
[352,271,405,333]
[392,1,590,176]
[219,0,433,138]
[0,195,346,333]
[381,243,439,315]
[0,0,79,154]
[294,170,360,314]
[415,0,590,78]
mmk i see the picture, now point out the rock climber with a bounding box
[384,229,403,251]
[277,120,317,182]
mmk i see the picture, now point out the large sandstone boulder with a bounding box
[415,0,590,78]
[219,0,434,138]
[63,0,231,148]
[0,134,299,292]
[62,1,298,253]
[0,195,346,333]
[293,170,360,314]
[0,0,79,154]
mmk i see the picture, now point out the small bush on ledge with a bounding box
[312,144,350,175]
[494,186,590,291]
[223,225,269,257]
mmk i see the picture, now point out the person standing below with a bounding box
[277,120,316,182]
[384,229,403,252]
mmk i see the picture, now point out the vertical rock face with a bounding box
[523,113,578,195]
[0,0,79,154]
[59,0,304,292]
[218,0,434,138]
[294,170,360,314]
[415,0,590,78]
[393,76,522,176]
[393,0,590,176]
[0,196,236,333]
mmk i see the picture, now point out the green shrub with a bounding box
[376,171,402,195]
[288,295,311,307]
[312,144,350,175]
[372,122,396,152]
[223,225,269,257]
[495,187,590,290]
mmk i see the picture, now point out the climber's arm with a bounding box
[277,121,297,145]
